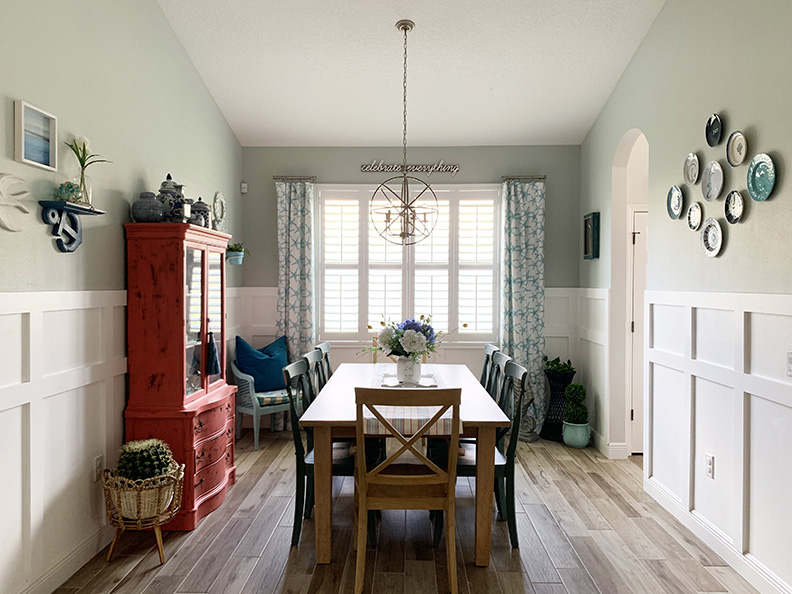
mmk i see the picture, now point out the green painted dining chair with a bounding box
[316,342,333,382]
[431,360,530,549]
[231,361,291,451]
[480,343,500,388]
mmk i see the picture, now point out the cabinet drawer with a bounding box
[192,405,226,440]
[193,458,227,499]
[224,443,234,468]
[194,432,227,472]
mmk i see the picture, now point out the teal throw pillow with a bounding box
[235,335,288,392]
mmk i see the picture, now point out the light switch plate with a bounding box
[786,351,792,377]
[240,182,248,194]
[705,453,715,479]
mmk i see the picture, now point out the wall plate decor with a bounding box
[687,202,702,231]
[725,190,744,224]
[746,153,776,202]
[667,185,684,219]
[701,161,724,201]
[583,212,599,259]
[14,101,57,171]
[700,217,723,257]
[706,113,723,147]
[726,131,748,166]
[684,153,700,184]
[212,191,227,231]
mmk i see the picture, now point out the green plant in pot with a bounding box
[540,356,577,441]
[562,383,590,448]
[227,242,249,265]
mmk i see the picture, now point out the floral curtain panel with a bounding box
[274,179,315,430]
[500,180,546,441]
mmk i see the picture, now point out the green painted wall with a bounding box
[580,0,792,292]
[241,145,581,288]
[0,0,243,291]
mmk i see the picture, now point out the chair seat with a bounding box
[427,440,506,473]
[254,388,290,406]
[305,439,384,474]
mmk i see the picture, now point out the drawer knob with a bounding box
[194,420,205,434]
[225,452,231,463]
[195,477,205,488]
[196,450,206,463]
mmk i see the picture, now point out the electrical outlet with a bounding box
[94,455,104,482]
[240,182,248,194]
[786,351,792,378]
[705,453,715,479]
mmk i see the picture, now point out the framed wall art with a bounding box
[583,212,600,259]
[15,100,58,171]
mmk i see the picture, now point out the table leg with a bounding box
[475,426,496,566]
[314,425,333,564]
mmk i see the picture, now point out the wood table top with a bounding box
[300,363,510,428]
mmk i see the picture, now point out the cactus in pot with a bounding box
[117,439,175,481]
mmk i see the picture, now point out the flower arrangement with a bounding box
[60,137,111,207]
[368,315,441,362]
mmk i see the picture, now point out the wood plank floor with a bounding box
[56,431,760,594]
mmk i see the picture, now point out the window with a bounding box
[317,184,501,344]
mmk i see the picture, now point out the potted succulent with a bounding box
[562,383,590,448]
[540,356,577,441]
[227,243,249,265]
[103,439,183,519]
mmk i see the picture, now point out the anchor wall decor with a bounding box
[39,201,104,252]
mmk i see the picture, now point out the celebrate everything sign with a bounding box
[361,160,460,177]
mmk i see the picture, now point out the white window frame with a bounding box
[315,183,502,348]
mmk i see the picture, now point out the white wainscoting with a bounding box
[645,290,792,594]
[0,291,127,594]
[228,287,617,457]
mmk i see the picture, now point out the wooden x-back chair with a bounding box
[354,387,461,594]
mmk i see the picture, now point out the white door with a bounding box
[630,211,648,454]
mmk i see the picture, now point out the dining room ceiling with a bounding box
[156,0,666,147]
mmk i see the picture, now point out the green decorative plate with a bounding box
[667,186,684,220]
[746,153,775,202]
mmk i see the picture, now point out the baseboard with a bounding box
[645,479,791,594]
[591,428,629,459]
[20,526,115,594]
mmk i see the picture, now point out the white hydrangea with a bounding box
[376,326,395,354]
[74,136,91,151]
[399,329,427,354]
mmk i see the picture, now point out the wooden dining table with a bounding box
[299,362,510,566]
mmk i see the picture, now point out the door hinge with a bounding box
[631,409,634,421]
[631,321,635,332]
[632,231,639,244]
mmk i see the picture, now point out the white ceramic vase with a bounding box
[396,357,421,384]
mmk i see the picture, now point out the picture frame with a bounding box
[583,212,600,259]
[15,100,58,172]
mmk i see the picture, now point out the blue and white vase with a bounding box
[396,357,421,384]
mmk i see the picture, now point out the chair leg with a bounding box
[505,468,519,548]
[445,503,458,594]
[154,524,165,564]
[367,510,377,548]
[494,477,506,521]
[292,469,305,546]
[304,471,314,519]
[252,413,260,451]
[235,410,242,440]
[433,509,444,547]
[355,501,368,594]
[106,527,123,562]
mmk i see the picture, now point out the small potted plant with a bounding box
[562,383,590,448]
[227,243,249,265]
[540,356,577,441]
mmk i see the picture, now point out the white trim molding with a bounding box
[645,289,792,594]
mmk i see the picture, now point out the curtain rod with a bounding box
[501,175,546,182]
[273,175,317,182]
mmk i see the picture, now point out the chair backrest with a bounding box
[486,351,511,403]
[355,387,461,496]
[282,359,317,459]
[303,348,327,392]
[231,361,258,409]
[498,361,532,460]
[480,343,500,387]
[315,342,333,380]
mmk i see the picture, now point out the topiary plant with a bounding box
[563,383,588,425]
[117,439,175,481]
[543,355,575,374]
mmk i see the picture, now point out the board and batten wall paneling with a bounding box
[0,291,127,594]
[645,290,792,594]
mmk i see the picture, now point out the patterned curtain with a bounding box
[500,180,546,441]
[273,179,315,430]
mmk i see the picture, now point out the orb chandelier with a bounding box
[370,20,438,246]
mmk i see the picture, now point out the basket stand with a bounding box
[102,463,185,564]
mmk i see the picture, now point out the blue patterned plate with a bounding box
[726,131,747,167]
[706,114,723,147]
[684,153,699,184]
[746,153,775,202]
[701,161,724,201]
[725,191,744,224]
[687,202,702,231]
[667,186,684,219]
[700,217,723,257]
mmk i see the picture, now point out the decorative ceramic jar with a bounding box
[156,173,190,222]
[131,192,165,222]
[562,421,591,449]
[396,357,421,384]
[190,197,211,228]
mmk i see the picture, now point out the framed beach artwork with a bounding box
[583,212,600,259]
[15,100,58,171]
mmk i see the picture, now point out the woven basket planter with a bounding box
[102,462,185,527]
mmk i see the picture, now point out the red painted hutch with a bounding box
[124,223,236,530]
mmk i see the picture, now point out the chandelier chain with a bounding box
[402,24,408,174]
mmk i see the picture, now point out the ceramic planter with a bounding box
[562,421,590,449]
[227,252,244,265]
